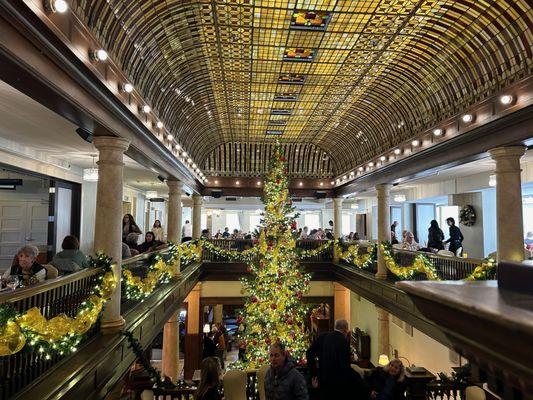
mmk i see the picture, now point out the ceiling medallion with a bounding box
[283,48,316,62]
[290,10,331,31]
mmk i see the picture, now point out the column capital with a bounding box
[93,136,130,152]
[333,197,344,206]
[193,194,203,205]
[375,183,392,193]
[167,180,184,193]
[489,146,526,159]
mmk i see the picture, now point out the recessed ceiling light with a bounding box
[257,181,261,185]
[500,95,513,105]
[331,181,335,185]
[214,180,219,184]
[236,180,240,185]
[343,175,347,180]
[49,0,68,13]
[166,134,173,140]
[394,148,401,155]
[368,162,374,167]
[182,151,187,157]
[411,140,420,147]
[380,156,386,161]
[319,182,324,186]
[93,49,108,61]
[176,144,181,150]
[350,171,355,176]
[187,158,192,163]
[299,182,303,186]
[358,166,364,171]
[156,121,164,129]
[462,114,473,123]
[433,128,443,136]
[143,105,151,113]
[123,83,134,93]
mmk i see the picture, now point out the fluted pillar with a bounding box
[213,304,223,324]
[192,195,203,239]
[167,180,183,244]
[376,306,390,359]
[93,136,130,333]
[333,197,344,262]
[376,184,392,279]
[162,312,180,382]
[489,146,526,262]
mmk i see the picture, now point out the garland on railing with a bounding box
[0,254,116,357]
[123,330,163,387]
[380,243,496,281]
[122,241,202,301]
[298,240,334,259]
[200,239,259,261]
[339,244,376,270]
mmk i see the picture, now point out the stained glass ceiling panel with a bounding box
[72,0,532,177]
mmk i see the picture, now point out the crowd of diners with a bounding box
[191,319,407,400]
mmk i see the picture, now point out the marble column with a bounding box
[489,146,527,262]
[162,311,180,382]
[184,283,201,379]
[333,197,344,262]
[93,136,130,333]
[167,180,183,244]
[376,306,390,359]
[333,283,350,325]
[376,184,392,279]
[192,195,203,239]
[213,304,223,324]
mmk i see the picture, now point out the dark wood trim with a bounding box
[199,296,333,307]
[200,262,335,281]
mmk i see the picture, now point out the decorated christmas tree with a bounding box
[237,144,311,368]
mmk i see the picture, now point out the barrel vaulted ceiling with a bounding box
[72,0,532,177]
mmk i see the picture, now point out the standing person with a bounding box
[264,342,308,400]
[390,221,399,245]
[366,358,407,400]
[307,319,367,399]
[122,213,142,241]
[427,220,445,250]
[222,227,230,238]
[152,219,164,242]
[194,357,222,400]
[202,331,216,360]
[182,219,193,242]
[213,326,226,369]
[300,226,309,239]
[51,235,89,274]
[2,245,46,287]
[444,217,464,256]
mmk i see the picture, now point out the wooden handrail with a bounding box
[391,248,486,264]
[0,267,103,304]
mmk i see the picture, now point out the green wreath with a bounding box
[459,205,476,226]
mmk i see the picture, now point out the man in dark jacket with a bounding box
[307,319,368,399]
[265,342,308,400]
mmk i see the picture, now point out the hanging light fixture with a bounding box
[83,155,99,181]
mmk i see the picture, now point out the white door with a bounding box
[0,200,48,269]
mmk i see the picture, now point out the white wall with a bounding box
[80,181,97,254]
[350,293,460,374]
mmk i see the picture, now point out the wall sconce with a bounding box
[46,0,68,13]
[378,354,390,366]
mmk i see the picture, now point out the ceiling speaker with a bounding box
[212,190,222,199]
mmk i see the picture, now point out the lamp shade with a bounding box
[378,354,390,366]
[203,323,211,334]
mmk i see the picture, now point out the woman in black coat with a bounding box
[366,359,407,400]
[427,220,444,250]
[444,217,464,256]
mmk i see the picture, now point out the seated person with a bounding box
[401,232,420,251]
[525,231,533,250]
[125,233,140,256]
[122,242,132,259]
[137,231,166,253]
[51,235,89,274]
[366,358,406,400]
[2,245,46,287]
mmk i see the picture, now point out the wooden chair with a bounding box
[223,369,247,400]
[256,364,269,400]
[465,386,486,400]
[43,264,59,279]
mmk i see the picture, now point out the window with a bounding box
[342,213,351,235]
[201,213,207,230]
[304,213,320,230]
[436,206,459,240]
[226,212,240,231]
[249,215,262,231]
[415,204,435,246]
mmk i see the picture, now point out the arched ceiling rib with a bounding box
[72,0,532,175]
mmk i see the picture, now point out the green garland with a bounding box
[123,330,163,387]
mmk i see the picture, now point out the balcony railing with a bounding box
[0,267,104,399]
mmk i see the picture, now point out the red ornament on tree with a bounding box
[265,337,272,345]
[270,303,277,310]
[251,295,258,303]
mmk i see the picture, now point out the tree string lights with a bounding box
[234,143,311,369]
